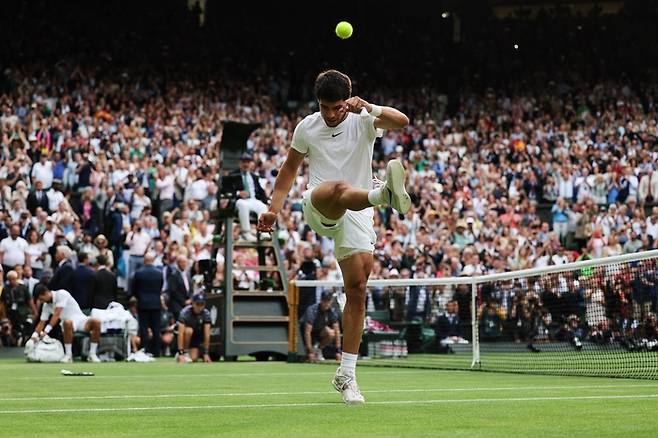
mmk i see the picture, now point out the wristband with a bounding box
[44,324,52,334]
[202,347,209,355]
[178,349,186,355]
[369,104,383,118]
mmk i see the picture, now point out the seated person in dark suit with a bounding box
[300,291,342,362]
[436,300,469,347]
[175,293,212,363]
[220,152,269,241]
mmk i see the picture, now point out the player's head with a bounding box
[314,69,351,127]
[33,283,52,302]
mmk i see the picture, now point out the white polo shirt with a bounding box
[125,230,151,256]
[31,161,54,189]
[291,111,382,218]
[0,236,28,267]
[40,289,87,323]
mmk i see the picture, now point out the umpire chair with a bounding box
[214,121,289,361]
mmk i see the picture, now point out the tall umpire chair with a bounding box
[214,121,289,361]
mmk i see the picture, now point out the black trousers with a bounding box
[138,308,162,357]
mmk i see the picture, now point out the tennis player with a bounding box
[258,69,410,404]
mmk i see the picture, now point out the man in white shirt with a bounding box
[31,154,54,190]
[155,165,175,223]
[47,179,65,213]
[32,284,102,363]
[258,69,410,405]
[0,224,29,272]
[125,220,152,296]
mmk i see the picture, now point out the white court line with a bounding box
[1,394,658,414]
[6,369,445,380]
[3,384,658,402]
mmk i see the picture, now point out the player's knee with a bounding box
[184,327,194,336]
[63,320,73,328]
[345,281,367,310]
[331,181,350,200]
[325,328,335,338]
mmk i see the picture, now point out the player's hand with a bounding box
[30,332,39,342]
[335,352,342,362]
[177,354,187,364]
[258,211,277,232]
[239,190,249,198]
[203,354,212,363]
[307,351,317,363]
[345,96,372,114]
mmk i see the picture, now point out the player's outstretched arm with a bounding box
[257,147,305,231]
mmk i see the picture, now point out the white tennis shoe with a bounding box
[381,160,411,214]
[332,367,365,405]
[87,354,101,363]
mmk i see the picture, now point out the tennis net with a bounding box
[291,249,658,379]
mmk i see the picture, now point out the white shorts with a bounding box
[302,188,376,261]
[64,316,89,332]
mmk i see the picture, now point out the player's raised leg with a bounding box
[311,159,412,221]
[331,251,373,405]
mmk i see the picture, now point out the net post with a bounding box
[470,280,481,369]
[287,280,299,363]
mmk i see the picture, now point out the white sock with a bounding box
[367,188,384,206]
[90,342,98,356]
[340,352,358,377]
[65,344,73,358]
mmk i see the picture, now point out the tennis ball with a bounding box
[335,21,353,39]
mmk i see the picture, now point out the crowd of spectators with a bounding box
[2,1,658,351]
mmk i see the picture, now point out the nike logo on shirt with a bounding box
[331,132,343,137]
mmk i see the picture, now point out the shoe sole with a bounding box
[385,160,411,214]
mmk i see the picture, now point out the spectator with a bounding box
[124,219,152,296]
[132,253,164,357]
[90,255,118,309]
[25,229,47,280]
[26,180,49,216]
[301,291,341,362]
[93,234,114,270]
[2,270,37,345]
[0,224,29,273]
[435,300,468,350]
[175,293,212,363]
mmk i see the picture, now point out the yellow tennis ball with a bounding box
[335,21,353,39]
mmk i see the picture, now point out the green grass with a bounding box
[2,357,658,437]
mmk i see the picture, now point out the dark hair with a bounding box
[78,252,88,263]
[314,69,351,102]
[33,283,49,299]
[97,254,107,266]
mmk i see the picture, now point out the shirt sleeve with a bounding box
[291,122,308,155]
[361,113,384,142]
[202,310,211,324]
[302,305,315,325]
